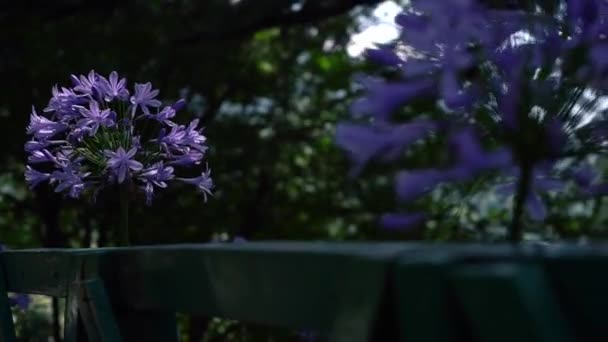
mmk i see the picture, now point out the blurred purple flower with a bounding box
[9,294,31,310]
[171,99,187,111]
[336,120,435,175]
[447,129,512,181]
[396,169,452,202]
[380,212,426,230]
[496,167,565,221]
[351,77,435,120]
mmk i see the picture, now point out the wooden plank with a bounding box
[542,246,608,341]
[64,282,82,342]
[105,243,414,341]
[78,280,123,342]
[0,249,95,297]
[450,263,574,342]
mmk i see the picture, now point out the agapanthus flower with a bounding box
[139,162,175,204]
[99,71,129,101]
[105,147,143,184]
[27,107,67,139]
[51,164,90,199]
[131,82,161,115]
[25,70,213,204]
[25,166,50,188]
[76,101,116,136]
[71,70,100,95]
[177,167,213,201]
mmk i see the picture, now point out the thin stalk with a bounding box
[509,162,533,243]
[119,185,130,246]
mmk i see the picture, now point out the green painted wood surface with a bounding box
[450,263,574,342]
[543,246,608,341]
[0,249,105,297]
[1,242,608,341]
[107,243,415,342]
[394,244,531,342]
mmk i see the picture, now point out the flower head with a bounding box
[25,71,212,203]
[338,0,608,231]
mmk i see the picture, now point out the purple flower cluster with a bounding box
[25,70,213,204]
[338,0,608,230]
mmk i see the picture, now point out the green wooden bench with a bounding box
[1,243,607,341]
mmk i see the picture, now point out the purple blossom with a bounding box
[9,294,31,310]
[336,120,436,175]
[380,212,426,230]
[447,129,512,181]
[25,166,51,188]
[496,167,566,221]
[571,163,598,189]
[71,70,100,95]
[139,162,174,204]
[27,149,56,164]
[396,169,452,202]
[157,121,207,154]
[168,150,204,166]
[159,124,186,149]
[76,101,116,136]
[351,77,435,120]
[44,86,86,119]
[24,140,49,153]
[147,106,176,125]
[177,168,213,201]
[337,0,608,237]
[99,71,129,101]
[182,119,207,151]
[51,164,90,198]
[130,82,161,115]
[26,71,213,204]
[171,99,187,111]
[27,107,67,139]
[105,147,143,183]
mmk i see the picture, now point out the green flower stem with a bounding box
[120,185,130,246]
[509,162,532,243]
